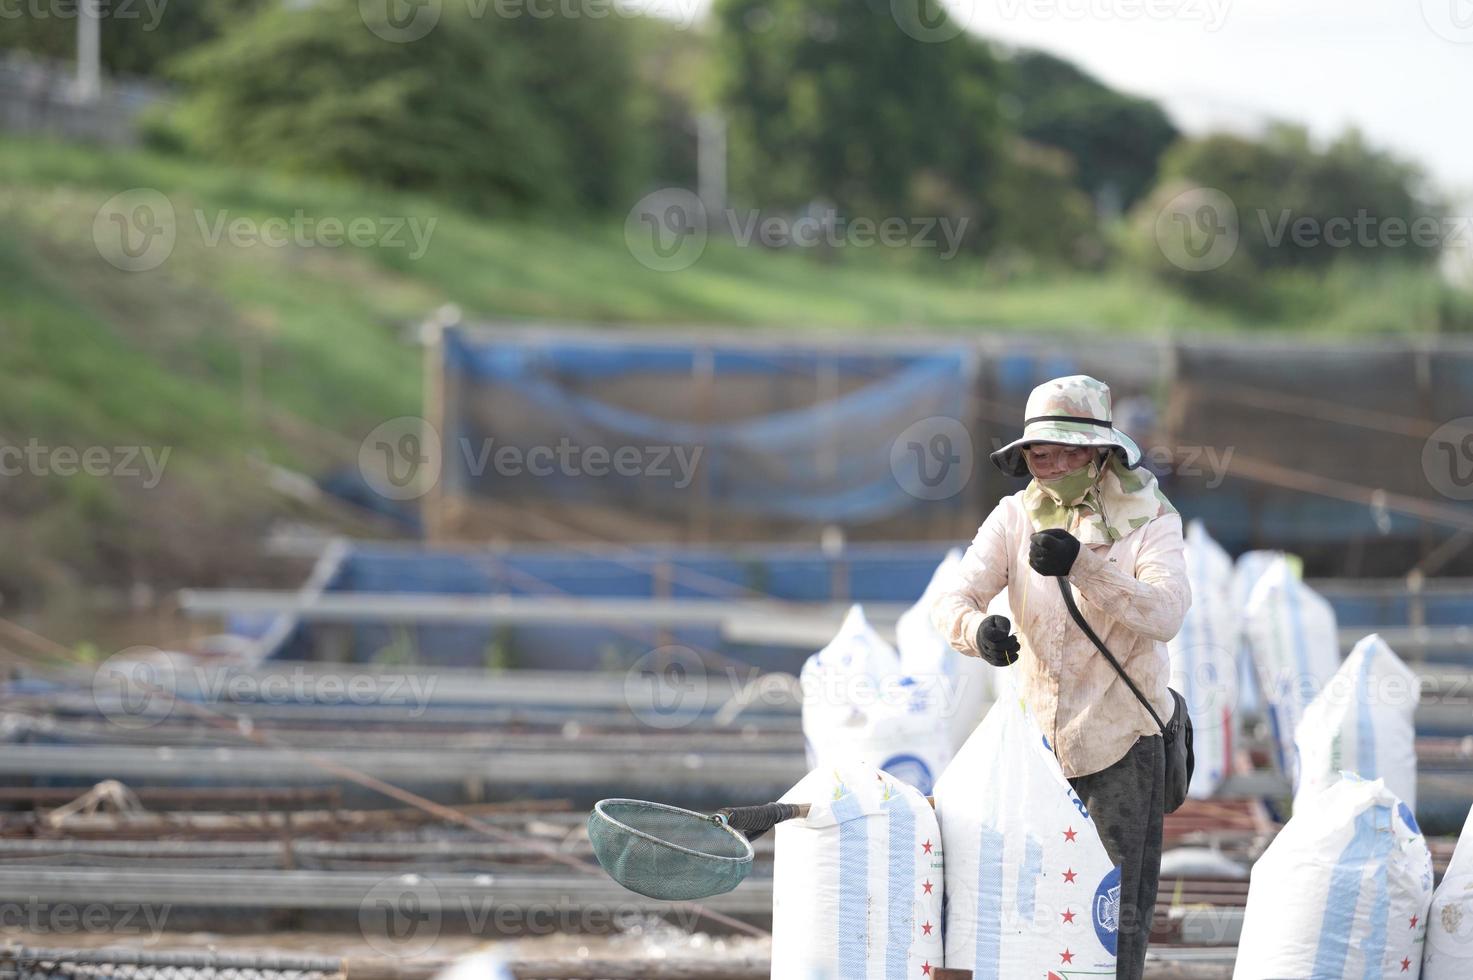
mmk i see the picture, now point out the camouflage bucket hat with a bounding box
[990,374,1143,477]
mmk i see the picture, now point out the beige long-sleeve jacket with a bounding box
[931,491,1191,778]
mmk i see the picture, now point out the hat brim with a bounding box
[989,421,1143,478]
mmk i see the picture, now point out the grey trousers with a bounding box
[1066,734,1165,980]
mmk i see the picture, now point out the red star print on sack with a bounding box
[1062,868,1077,883]
[1063,826,1077,842]
[1059,949,1074,964]
[921,921,933,936]
[1061,908,1075,924]
[920,960,932,976]
[1401,957,1411,971]
[921,879,933,894]
[921,839,933,855]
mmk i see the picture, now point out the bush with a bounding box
[1128,127,1446,311]
[170,0,647,214]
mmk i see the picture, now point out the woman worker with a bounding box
[931,374,1191,980]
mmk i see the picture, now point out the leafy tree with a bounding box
[169,0,646,214]
[713,0,1007,233]
[1130,125,1444,304]
[2,0,267,78]
[1001,49,1177,211]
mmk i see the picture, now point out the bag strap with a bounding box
[1054,576,1168,736]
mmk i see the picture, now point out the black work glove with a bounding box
[975,614,1020,667]
[1029,528,1081,577]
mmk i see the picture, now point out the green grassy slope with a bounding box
[0,135,1461,637]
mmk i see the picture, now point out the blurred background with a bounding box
[2,0,1473,976]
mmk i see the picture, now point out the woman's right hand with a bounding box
[975,614,1021,667]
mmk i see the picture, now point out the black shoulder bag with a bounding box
[1055,577,1194,814]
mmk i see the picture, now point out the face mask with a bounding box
[1036,459,1100,507]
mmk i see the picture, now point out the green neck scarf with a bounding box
[1023,452,1176,545]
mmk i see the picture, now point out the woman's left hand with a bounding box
[1029,528,1081,576]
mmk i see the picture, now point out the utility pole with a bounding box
[696,111,727,219]
[76,0,101,103]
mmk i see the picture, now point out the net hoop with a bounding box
[592,798,755,864]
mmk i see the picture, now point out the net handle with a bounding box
[713,795,937,839]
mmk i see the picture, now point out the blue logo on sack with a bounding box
[1397,801,1421,837]
[879,753,934,795]
[1093,865,1122,956]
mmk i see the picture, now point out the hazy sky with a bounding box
[946,0,1473,198]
